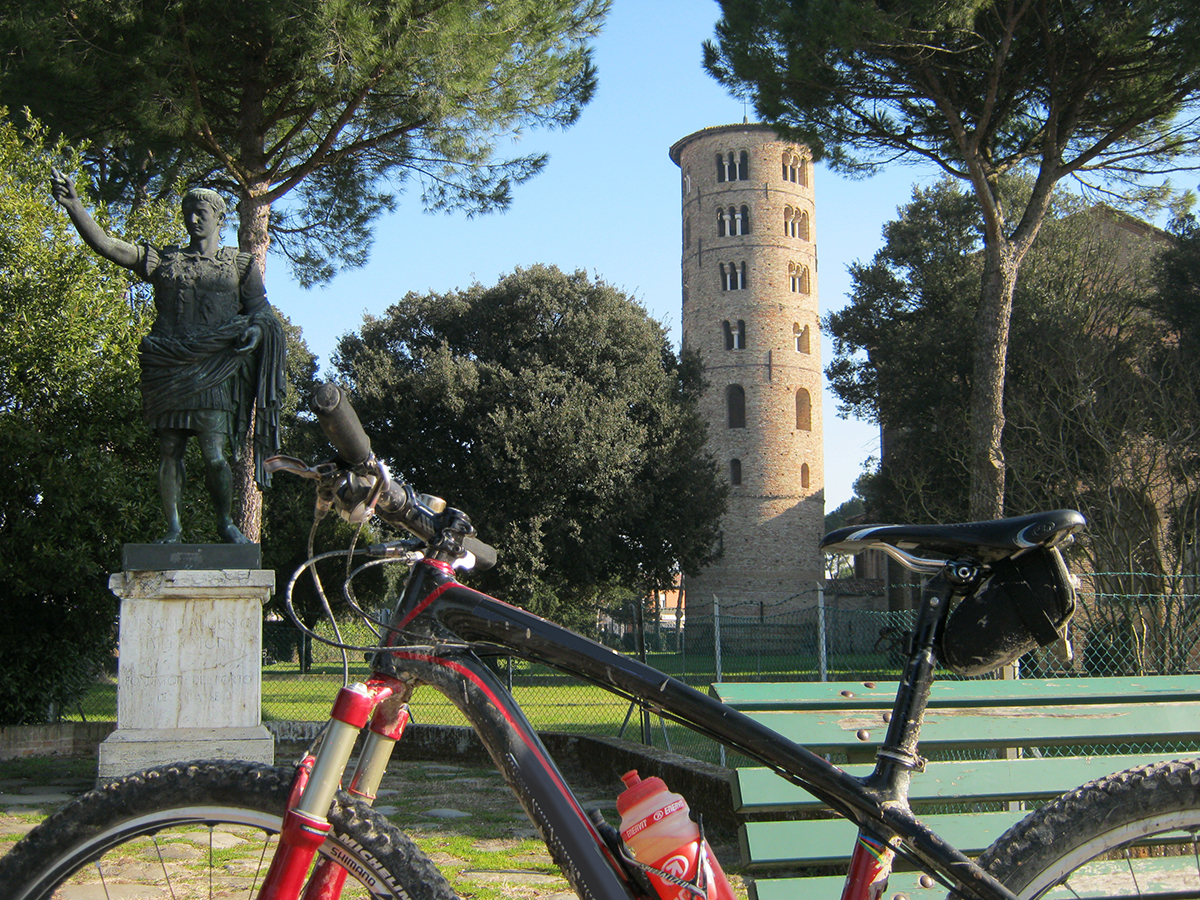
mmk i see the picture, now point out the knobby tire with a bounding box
[976,758,1200,900]
[0,759,460,900]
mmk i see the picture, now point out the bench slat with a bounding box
[743,701,1200,755]
[723,676,1200,900]
[751,871,940,900]
[712,675,1200,711]
[749,857,1200,900]
[733,753,1171,812]
[741,810,1026,868]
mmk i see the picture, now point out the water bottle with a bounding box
[616,770,736,900]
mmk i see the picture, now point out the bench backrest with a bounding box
[712,675,1200,900]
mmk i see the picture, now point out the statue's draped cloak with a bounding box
[136,244,285,488]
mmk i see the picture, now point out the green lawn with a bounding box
[68,668,727,764]
[65,636,904,771]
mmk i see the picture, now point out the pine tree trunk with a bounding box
[234,188,272,543]
[233,421,262,543]
[968,242,1020,521]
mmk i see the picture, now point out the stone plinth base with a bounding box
[99,726,274,780]
[99,563,276,781]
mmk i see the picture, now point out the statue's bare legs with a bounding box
[198,431,251,544]
[155,428,251,544]
[155,430,187,543]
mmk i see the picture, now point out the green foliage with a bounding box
[826,179,1187,565]
[704,0,1200,185]
[0,112,180,723]
[331,265,726,625]
[824,497,865,534]
[1,0,609,285]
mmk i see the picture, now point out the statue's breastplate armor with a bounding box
[150,247,241,338]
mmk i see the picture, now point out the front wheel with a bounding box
[0,759,460,900]
[977,758,1200,900]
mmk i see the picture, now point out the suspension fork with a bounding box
[256,675,412,900]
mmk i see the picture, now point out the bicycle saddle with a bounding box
[820,509,1085,560]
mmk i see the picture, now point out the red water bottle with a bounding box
[616,770,736,900]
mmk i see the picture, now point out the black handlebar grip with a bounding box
[311,383,373,466]
[464,537,498,572]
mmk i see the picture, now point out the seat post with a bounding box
[867,565,969,800]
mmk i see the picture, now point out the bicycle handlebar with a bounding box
[308,383,497,571]
[312,382,373,466]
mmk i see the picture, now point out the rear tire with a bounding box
[977,758,1200,900]
[0,759,460,900]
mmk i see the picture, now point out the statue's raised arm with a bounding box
[49,167,140,269]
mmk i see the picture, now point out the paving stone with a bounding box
[460,868,567,885]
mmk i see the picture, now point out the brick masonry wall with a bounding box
[670,124,825,614]
[0,721,116,760]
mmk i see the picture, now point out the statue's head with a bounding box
[181,188,227,221]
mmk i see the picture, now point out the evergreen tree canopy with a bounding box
[1,0,608,285]
[827,179,1183,586]
[332,265,726,624]
[705,0,1200,519]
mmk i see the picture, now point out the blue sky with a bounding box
[266,1,947,511]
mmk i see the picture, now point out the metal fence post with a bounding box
[818,583,828,682]
[713,594,726,767]
[713,594,723,684]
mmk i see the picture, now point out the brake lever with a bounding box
[264,455,343,481]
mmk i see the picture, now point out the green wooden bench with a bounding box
[710,675,1200,900]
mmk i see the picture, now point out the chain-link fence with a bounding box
[63,572,1200,766]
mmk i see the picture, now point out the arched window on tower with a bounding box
[784,207,810,240]
[718,150,749,182]
[722,320,746,350]
[796,388,812,431]
[801,463,811,489]
[737,205,750,235]
[719,206,751,237]
[783,151,797,183]
[782,150,808,185]
[788,262,810,293]
[727,385,746,429]
[794,323,811,354]
[684,170,692,194]
[730,458,742,486]
[721,262,746,291]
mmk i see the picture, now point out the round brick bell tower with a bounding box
[670,123,825,627]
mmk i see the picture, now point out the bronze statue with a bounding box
[51,169,285,544]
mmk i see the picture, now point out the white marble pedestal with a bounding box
[99,567,276,780]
